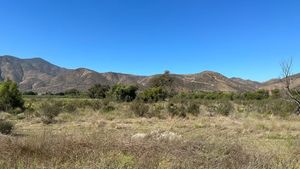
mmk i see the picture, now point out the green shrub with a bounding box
[149,71,174,88]
[271,89,281,99]
[178,105,187,118]
[242,90,269,100]
[10,107,23,115]
[167,102,187,118]
[174,90,272,101]
[187,102,200,116]
[148,71,177,97]
[216,101,234,116]
[89,100,102,111]
[102,105,115,112]
[63,102,78,113]
[102,104,115,112]
[130,101,150,117]
[23,91,37,95]
[206,101,233,116]
[167,103,178,117]
[88,84,110,99]
[270,100,296,117]
[138,87,167,102]
[0,120,14,135]
[109,84,138,102]
[64,89,81,96]
[0,80,24,113]
[149,104,165,119]
[237,99,296,117]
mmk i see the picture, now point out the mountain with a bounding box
[169,71,259,92]
[260,73,300,90]
[230,77,261,89]
[0,55,261,93]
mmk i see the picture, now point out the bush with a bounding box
[148,71,176,97]
[130,101,150,117]
[167,102,187,118]
[187,102,200,116]
[39,102,62,124]
[0,120,14,135]
[150,104,165,119]
[63,102,78,113]
[242,90,269,100]
[23,91,37,95]
[271,89,281,99]
[89,100,103,111]
[88,84,110,99]
[206,101,234,116]
[138,87,168,102]
[216,101,234,116]
[64,89,81,96]
[149,71,174,88]
[102,100,115,112]
[102,105,115,112]
[0,80,24,113]
[237,99,296,117]
[109,84,138,102]
[167,103,178,117]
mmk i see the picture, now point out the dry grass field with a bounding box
[1,98,300,169]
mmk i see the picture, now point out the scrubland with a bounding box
[1,97,300,169]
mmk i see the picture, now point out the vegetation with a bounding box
[149,70,174,88]
[0,120,14,135]
[0,80,24,113]
[109,84,138,102]
[281,58,300,114]
[2,79,300,168]
[64,88,81,96]
[88,84,110,99]
[130,101,150,117]
[148,70,176,97]
[39,102,62,124]
[138,87,167,102]
[187,101,200,116]
[23,91,37,95]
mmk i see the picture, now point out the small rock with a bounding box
[131,130,182,142]
[131,133,147,141]
[158,131,182,141]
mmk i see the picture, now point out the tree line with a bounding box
[21,71,286,102]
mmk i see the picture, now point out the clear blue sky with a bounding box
[1,0,300,82]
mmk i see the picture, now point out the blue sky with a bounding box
[1,0,300,82]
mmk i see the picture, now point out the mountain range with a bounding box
[0,55,297,93]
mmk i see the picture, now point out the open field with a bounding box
[2,1,300,168]
[1,98,300,169]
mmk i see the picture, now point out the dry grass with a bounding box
[1,99,300,168]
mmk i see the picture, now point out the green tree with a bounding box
[88,84,110,99]
[0,80,24,112]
